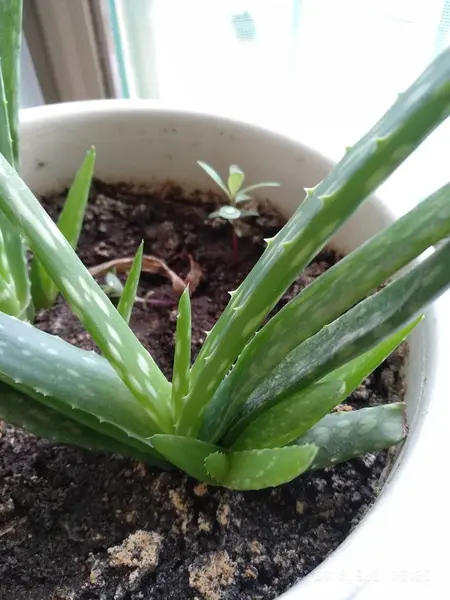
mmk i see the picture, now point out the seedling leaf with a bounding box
[227,164,245,198]
[197,160,230,198]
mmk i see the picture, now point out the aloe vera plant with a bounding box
[2,44,450,491]
[0,0,94,319]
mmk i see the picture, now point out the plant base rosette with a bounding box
[0,183,406,600]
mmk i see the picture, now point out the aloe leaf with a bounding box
[230,381,345,451]
[0,154,172,430]
[225,317,420,447]
[0,381,165,465]
[171,287,191,423]
[117,242,143,324]
[197,161,230,199]
[179,48,450,437]
[202,182,450,442]
[227,164,245,198]
[3,373,169,467]
[151,435,221,483]
[30,147,96,310]
[0,0,22,169]
[234,240,450,428]
[0,311,164,440]
[0,60,13,166]
[0,210,30,318]
[205,445,318,490]
[293,403,406,470]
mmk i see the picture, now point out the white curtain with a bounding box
[112,0,450,209]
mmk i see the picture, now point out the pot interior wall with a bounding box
[19,102,436,599]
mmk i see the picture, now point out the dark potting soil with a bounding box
[0,181,407,600]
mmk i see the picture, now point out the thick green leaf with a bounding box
[151,435,221,483]
[205,445,318,490]
[294,403,406,470]
[0,154,171,431]
[0,311,163,439]
[0,0,22,169]
[227,164,245,198]
[197,160,230,199]
[0,49,30,320]
[234,241,450,427]
[225,318,420,447]
[202,182,450,443]
[180,48,450,437]
[230,381,345,451]
[30,147,96,310]
[0,381,165,465]
[0,210,30,318]
[171,287,191,423]
[117,242,143,323]
[0,60,13,166]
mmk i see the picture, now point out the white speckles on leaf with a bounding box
[106,323,122,345]
[94,294,112,316]
[128,375,144,395]
[172,373,180,392]
[391,143,415,161]
[61,278,82,306]
[313,426,330,444]
[108,344,122,362]
[20,349,32,356]
[137,353,151,374]
[66,368,81,378]
[241,314,264,338]
[144,380,157,398]
[81,354,97,364]
[364,166,392,193]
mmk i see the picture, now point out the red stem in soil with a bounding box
[146,298,177,307]
[232,230,239,265]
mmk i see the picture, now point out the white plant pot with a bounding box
[20,100,448,600]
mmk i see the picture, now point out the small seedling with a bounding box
[197,161,279,264]
[101,270,124,299]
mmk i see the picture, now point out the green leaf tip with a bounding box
[171,286,192,423]
[30,146,96,310]
[117,241,143,324]
[294,403,407,470]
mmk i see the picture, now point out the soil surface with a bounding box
[0,181,406,600]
